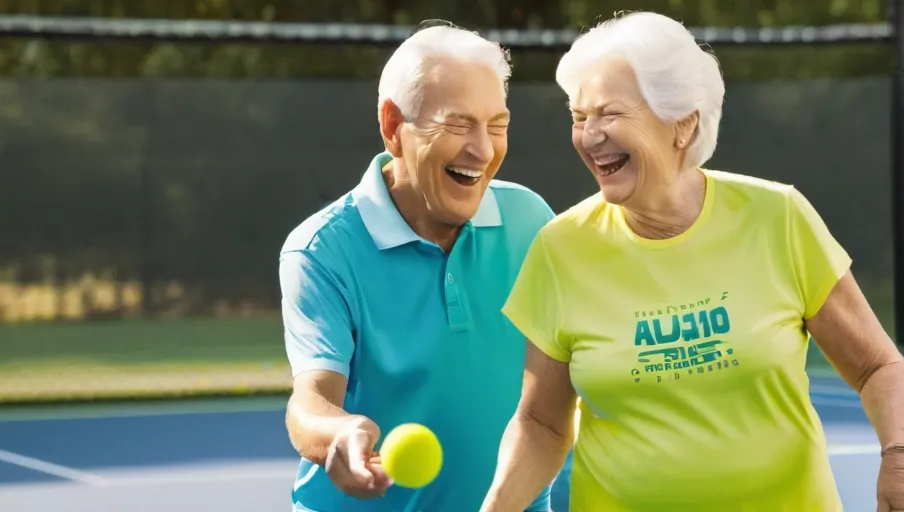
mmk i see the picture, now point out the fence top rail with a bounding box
[0,15,892,48]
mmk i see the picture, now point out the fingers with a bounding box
[368,461,393,489]
[346,430,377,487]
[326,424,392,500]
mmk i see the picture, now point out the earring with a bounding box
[678,139,686,148]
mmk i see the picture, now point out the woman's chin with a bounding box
[595,170,635,205]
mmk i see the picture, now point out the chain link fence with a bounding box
[0,15,896,402]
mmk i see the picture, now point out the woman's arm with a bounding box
[805,271,904,450]
[480,342,578,512]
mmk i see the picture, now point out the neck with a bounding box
[623,168,707,240]
[383,161,461,252]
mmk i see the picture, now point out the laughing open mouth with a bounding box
[445,166,482,186]
[593,154,630,177]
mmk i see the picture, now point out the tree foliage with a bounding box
[0,0,893,80]
[0,1,895,320]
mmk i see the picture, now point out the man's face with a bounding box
[398,58,510,227]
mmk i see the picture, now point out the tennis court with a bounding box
[0,374,883,512]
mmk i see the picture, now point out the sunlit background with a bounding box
[0,1,899,511]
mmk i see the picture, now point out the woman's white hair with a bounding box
[378,25,511,121]
[556,12,725,170]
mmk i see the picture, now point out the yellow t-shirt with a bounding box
[502,170,852,511]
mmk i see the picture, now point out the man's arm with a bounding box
[280,247,359,464]
[286,370,388,498]
[480,342,577,512]
[279,248,390,497]
[286,370,374,465]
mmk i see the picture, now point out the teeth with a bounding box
[592,154,627,166]
[447,167,483,178]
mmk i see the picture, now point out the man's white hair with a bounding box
[556,12,725,170]
[378,25,511,121]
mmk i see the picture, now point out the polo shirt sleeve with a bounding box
[279,249,355,377]
[786,186,852,320]
[502,231,570,362]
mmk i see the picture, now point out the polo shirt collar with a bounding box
[353,152,502,250]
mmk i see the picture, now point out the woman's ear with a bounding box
[674,110,700,150]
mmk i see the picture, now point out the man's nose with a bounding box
[467,128,495,164]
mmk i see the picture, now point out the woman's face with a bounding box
[569,57,684,206]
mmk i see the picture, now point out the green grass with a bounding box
[0,316,285,364]
[0,282,894,403]
[0,316,291,404]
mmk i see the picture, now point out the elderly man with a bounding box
[279,22,560,512]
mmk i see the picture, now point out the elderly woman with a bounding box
[479,11,904,512]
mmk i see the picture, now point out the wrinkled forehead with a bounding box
[417,59,509,120]
[568,57,644,110]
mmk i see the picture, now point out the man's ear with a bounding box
[379,99,405,157]
[674,110,699,150]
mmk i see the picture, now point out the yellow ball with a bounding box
[379,423,443,488]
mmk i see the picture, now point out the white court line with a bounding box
[0,449,108,486]
[0,447,292,488]
[102,468,293,487]
[0,399,286,424]
[0,434,878,490]
[0,445,879,490]
[828,443,880,456]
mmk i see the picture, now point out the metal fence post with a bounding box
[893,0,904,344]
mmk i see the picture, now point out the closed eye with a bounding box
[488,125,508,135]
[444,124,470,135]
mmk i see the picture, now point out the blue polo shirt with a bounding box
[280,152,556,512]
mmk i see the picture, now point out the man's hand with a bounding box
[325,416,393,499]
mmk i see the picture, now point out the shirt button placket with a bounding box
[445,271,467,329]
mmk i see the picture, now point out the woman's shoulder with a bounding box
[541,192,606,236]
[704,168,801,210]
[705,168,794,193]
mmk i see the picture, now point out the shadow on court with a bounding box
[0,376,881,512]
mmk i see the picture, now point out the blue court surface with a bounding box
[0,375,881,511]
